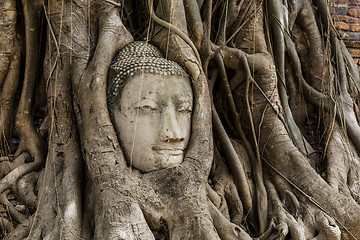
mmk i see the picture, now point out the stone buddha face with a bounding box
[108,42,193,172]
[112,73,193,172]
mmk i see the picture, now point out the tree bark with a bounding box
[1,0,360,239]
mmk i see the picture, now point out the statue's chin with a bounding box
[132,152,184,173]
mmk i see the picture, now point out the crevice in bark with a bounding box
[2,0,360,239]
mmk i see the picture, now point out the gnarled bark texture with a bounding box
[0,0,360,239]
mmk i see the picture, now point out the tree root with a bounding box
[266,179,307,240]
[212,102,253,224]
[210,146,243,226]
[3,218,32,240]
[16,171,38,208]
[0,216,14,234]
[0,0,17,86]
[311,211,341,240]
[212,45,268,233]
[0,44,20,148]
[147,0,201,63]
[0,192,26,224]
[15,0,45,166]
[0,0,20,153]
[2,0,360,239]
[208,201,252,240]
[0,153,38,194]
[268,0,313,157]
[326,123,352,193]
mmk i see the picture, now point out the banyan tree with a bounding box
[0,0,360,239]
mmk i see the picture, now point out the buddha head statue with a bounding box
[108,41,193,172]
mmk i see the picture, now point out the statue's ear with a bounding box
[107,66,122,109]
[108,67,117,83]
[107,67,117,93]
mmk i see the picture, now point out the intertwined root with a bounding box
[265,177,342,240]
[0,0,20,154]
[0,0,44,235]
[1,0,360,239]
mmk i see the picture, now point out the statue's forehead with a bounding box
[119,74,192,107]
[126,74,192,96]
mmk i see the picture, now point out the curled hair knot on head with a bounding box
[107,41,188,108]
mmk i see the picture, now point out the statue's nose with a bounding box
[161,103,184,142]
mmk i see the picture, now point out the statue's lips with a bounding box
[152,147,184,156]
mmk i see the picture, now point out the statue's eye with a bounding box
[136,99,159,111]
[140,105,158,111]
[178,102,192,113]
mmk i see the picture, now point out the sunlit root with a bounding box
[1,0,359,239]
[212,104,254,224]
[0,153,32,178]
[210,147,243,225]
[16,171,38,208]
[326,123,352,194]
[151,0,199,65]
[0,153,37,195]
[266,175,342,240]
[310,211,341,240]
[212,44,268,233]
[265,179,307,240]
[347,161,360,203]
[208,201,252,240]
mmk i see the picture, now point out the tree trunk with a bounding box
[0,0,360,239]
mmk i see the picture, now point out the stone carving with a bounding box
[107,41,193,172]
